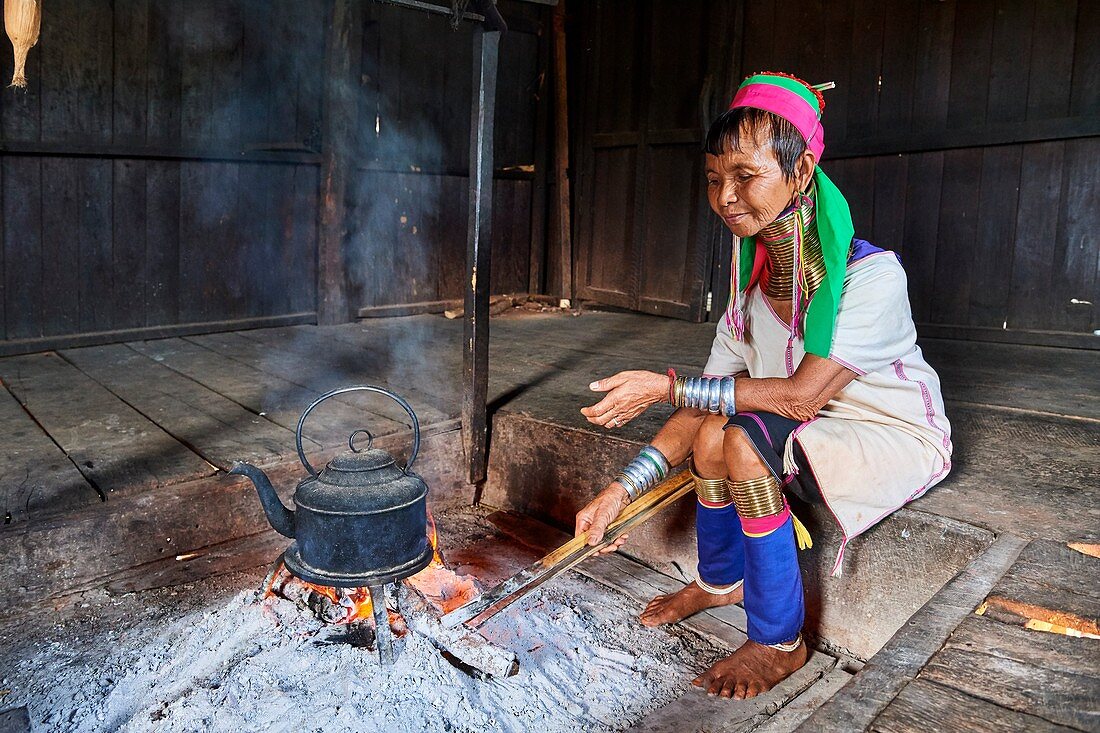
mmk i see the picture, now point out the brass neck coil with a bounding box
[757,185,828,301]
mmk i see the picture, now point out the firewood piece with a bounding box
[441,471,694,630]
[398,583,519,679]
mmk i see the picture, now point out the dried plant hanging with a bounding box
[5,0,40,89]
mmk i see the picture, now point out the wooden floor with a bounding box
[0,309,1097,731]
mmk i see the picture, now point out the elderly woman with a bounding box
[573,72,952,700]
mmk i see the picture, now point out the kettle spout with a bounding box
[228,462,296,539]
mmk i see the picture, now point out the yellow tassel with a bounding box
[790,510,812,550]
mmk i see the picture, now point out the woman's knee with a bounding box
[691,414,728,477]
[723,424,768,476]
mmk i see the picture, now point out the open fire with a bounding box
[262,510,482,645]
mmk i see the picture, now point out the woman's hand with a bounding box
[581,370,669,428]
[575,482,632,555]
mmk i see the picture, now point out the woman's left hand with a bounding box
[580,370,669,428]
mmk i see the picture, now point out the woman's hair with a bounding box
[704,107,807,181]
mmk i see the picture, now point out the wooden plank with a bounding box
[845,0,884,140]
[112,0,150,142]
[187,329,432,428]
[60,343,304,470]
[1007,141,1065,329]
[1069,0,1100,117]
[97,529,290,596]
[111,159,148,330]
[916,323,1100,350]
[0,352,212,498]
[38,158,80,337]
[627,652,836,733]
[875,0,918,136]
[871,677,1078,733]
[551,0,572,302]
[799,534,1029,732]
[987,539,1100,625]
[76,160,115,333]
[919,338,1100,419]
[909,0,955,133]
[754,667,852,733]
[1024,0,1076,120]
[0,313,316,359]
[899,151,944,323]
[144,0,182,147]
[912,406,1100,543]
[919,614,1099,730]
[966,145,1022,327]
[985,0,1034,126]
[870,155,907,255]
[2,158,43,339]
[144,160,182,326]
[1051,137,1100,333]
[0,426,465,617]
[178,161,242,323]
[930,148,982,324]
[126,336,404,450]
[39,0,112,143]
[228,325,452,425]
[0,385,97,522]
[316,0,363,325]
[946,0,995,130]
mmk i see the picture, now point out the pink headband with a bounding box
[730,85,825,160]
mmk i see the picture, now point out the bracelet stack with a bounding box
[614,444,671,501]
[667,373,737,417]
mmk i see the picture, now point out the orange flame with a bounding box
[269,506,448,625]
[427,508,444,568]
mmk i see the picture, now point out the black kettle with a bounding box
[229,386,432,588]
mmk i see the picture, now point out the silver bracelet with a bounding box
[675,376,737,417]
[614,444,670,501]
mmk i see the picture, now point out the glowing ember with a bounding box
[264,508,480,625]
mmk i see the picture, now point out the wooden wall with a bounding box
[572,0,1099,346]
[756,0,1100,343]
[0,0,545,354]
[350,3,543,310]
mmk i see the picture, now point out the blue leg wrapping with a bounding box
[743,515,804,645]
[695,500,744,586]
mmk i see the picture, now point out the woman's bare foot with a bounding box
[692,638,808,699]
[639,581,745,628]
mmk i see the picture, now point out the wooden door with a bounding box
[573,0,736,321]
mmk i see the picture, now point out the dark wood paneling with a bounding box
[2,0,542,348]
[3,159,42,340]
[721,0,1099,341]
[1008,142,1065,330]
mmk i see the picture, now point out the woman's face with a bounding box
[706,127,815,238]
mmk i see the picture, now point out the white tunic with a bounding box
[703,251,953,574]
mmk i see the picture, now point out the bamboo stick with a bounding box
[441,471,695,629]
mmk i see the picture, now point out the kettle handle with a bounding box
[295,385,421,478]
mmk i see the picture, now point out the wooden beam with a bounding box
[528,10,552,295]
[462,26,501,485]
[800,534,1029,731]
[551,0,572,302]
[917,323,1100,351]
[0,313,316,358]
[316,0,364,325]
[826,115,1100,160]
